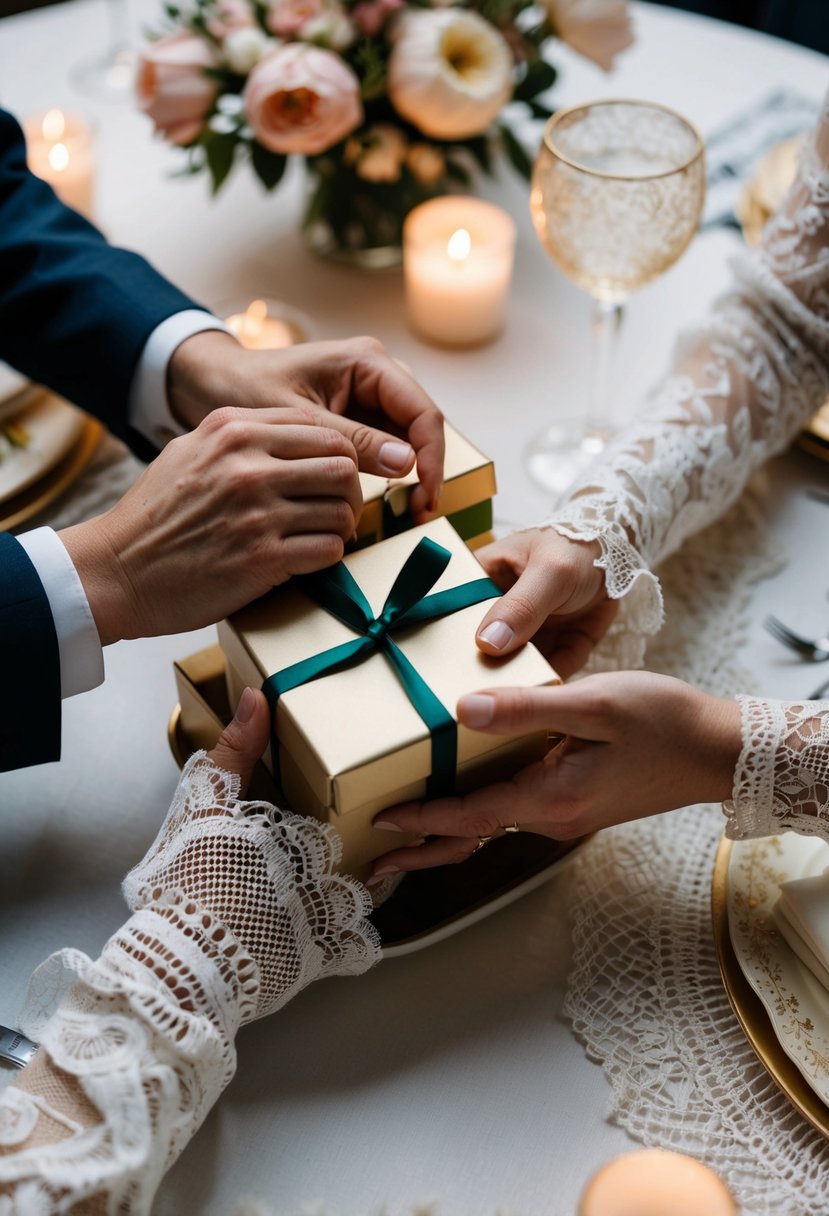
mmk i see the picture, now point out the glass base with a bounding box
[304,219,402,270]
[524,420,611,495]
[71,47,136,99]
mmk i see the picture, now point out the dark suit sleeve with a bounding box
[0,533,61,772]
[0,108,204,461]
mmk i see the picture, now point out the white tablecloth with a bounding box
[1,3,828,1212]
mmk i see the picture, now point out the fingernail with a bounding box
[234,687,256,725]
[458,693,495,728]
[379,441,414,473]
[368,864,400,884]
[373,820,404,832]
[366,874,391,888]
[478,621,514,651]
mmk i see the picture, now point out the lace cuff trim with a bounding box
[0,753,381,1213]
[546,517,664,672]
[724,696,829,839]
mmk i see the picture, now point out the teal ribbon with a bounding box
[262,537,500,798]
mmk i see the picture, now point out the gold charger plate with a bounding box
[712,836,829,1138]
[168,702,586,956]
[0,416,103,532]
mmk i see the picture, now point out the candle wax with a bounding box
[579,1149,736,1216]
[403,197,515,348]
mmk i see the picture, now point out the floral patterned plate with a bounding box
[725,833,829,1117]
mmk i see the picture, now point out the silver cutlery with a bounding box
[764,614,829,661]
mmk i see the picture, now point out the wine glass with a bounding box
[71,0,136,99]
[527,99,705,493]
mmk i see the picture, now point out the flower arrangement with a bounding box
[137,0,632,261]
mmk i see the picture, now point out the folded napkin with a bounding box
[774,870,829,991]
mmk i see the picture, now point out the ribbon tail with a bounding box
[382,638,456,798]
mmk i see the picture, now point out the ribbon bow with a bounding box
[262,536,500,798]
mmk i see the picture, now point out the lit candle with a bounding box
[579,1149,736,1216]
[23,110,95,220]
[403,197,516,347]
[225,299,306,350]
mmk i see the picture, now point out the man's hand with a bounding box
[60,407,363,644]
[167,332,444,518]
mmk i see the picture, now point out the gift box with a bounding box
[217,518,559,877]
[353,420,495,549]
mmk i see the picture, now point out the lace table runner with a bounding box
[563,486,829,1215]
[17,438,829,1212]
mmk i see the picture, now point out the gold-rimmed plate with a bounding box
[0,415,103,532]
[713,835,829,1138]
[0,394,90,504]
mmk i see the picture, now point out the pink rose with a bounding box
[265,0,324,37]
[207,0,256,40]
[243,44,363,155]
[136,33,219,146]
[351,0,402,37]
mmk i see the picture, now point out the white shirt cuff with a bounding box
[17,528,104,699]
[128,310,233,448]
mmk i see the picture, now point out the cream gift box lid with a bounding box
[218,517,558,817]
[355,420,495,544]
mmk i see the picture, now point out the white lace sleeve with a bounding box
[547,86,829,670]
[0,752,380,1215]
[723,697,829,840]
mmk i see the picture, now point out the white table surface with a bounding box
[1,3,828,1212]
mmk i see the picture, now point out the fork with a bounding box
[764,615,829,661]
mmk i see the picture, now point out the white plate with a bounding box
[0,394,87,504]
[729,834,829,1106]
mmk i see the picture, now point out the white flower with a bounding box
[406,142,445,185]
[223,26,275,73]
[388,9,514,141]
[301,7,355,50]
[546,0,633,72]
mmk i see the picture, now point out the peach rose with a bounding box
[136,33,219,146]
[243,44,363,155]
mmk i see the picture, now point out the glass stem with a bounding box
[106,0,129,52]
[586,298,624,442]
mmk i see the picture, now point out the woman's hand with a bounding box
[168,332,445,517]
[473,527,618,680]
[370,671,742,878]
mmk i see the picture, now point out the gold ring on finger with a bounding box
[472,835,493,853]
[503,822,520,834]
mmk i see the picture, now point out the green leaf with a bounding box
[500,125,533,180]
[251,143,288,191]
[528,99,554,120]
[445,159,471,186]
[203,131,236,195]
[463,135,493,175]
[513,59,557,102]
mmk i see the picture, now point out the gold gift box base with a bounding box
[171,644,587,954]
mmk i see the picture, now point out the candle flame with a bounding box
[242,298,268,342]
[447,228,471,262]
[42,109,66,143]
[48,142,69,172]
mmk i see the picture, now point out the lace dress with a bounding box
[0,753,380,1215]
[549,84,829,839]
